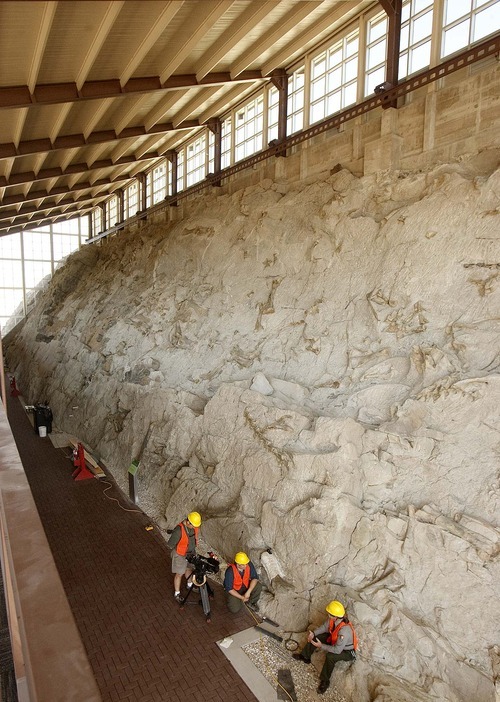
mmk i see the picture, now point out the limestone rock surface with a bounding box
[6,154,500,702]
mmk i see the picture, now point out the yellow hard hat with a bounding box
[326,600,345,617]
[187,511,202,527]
[234,551,250,565]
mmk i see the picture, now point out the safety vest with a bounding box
[328,618,358,650]
[175,522,199,556]
[230,564,251,592]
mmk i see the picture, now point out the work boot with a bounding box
[317,680,329,694]
[292,653,310,664]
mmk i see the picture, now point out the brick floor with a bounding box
[7,394,258,702]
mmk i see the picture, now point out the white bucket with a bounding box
[38,426,47,438]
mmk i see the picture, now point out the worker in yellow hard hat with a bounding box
[292,600,358,694]
[167,511,202,602]
[223,551,262,613]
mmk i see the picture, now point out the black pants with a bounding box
[300,633,355,682]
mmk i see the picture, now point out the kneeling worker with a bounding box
[167,511,202,602]
[293,600,358,694]
[223,552,262,613]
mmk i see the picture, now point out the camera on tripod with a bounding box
[186,552,219,586]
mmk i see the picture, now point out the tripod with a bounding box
[179,572,215,622]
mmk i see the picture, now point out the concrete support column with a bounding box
[364,107,403,174]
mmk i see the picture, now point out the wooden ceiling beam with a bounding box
[195,1,278,81]
[230,1,323,79]
[261,0,360,77]
[0,207,96,237]
[0,174,131,209]
[0,151,161,190]
[0,71,264,110]
[0,120,199,161]
[159,0,234,83]
[0,195,101,225]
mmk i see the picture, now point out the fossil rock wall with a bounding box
[6,154,500,702]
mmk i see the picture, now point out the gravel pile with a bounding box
[242,635,348,702]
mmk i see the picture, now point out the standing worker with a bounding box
[293,600,357,694]
[223,552,262,613]
[167,511,202,602]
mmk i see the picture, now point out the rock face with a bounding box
[6,155,500,702]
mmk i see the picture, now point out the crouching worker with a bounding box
[293,600,357,695]
[223,552,262,613]
[167,511,202,602]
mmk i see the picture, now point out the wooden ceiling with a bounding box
[0,0,378,236]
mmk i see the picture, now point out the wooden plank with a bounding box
[67,438,106,479]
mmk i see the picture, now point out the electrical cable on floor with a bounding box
[100,480,142,513]
[58,445,142,514]
[244,602,296,702]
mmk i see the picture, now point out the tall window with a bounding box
[177,150,185,192]
[146,161,167,207]
[185,135,207,186]
[92,208,102,236]
[441,0,500,58]
[287,66,305,134]
[268,85,279,143]
[221,117,232,169]
[0,234,23,331]
[365,12,388,95]
[208,129,215,174]
[0,219,85,332]
[399,0,434,78]
[235,95,264,162]
[310,30,359,124]
[124,181,139,218]
[152,161,167,204]
[107,195,118,228]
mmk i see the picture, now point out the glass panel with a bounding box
[312,53,326,78]
[473,4,500,40]
[23,260,52,288]
[402,2,411,23]
[310,101,325,123]
[415,0,433,10]
[327,91,341,115]
[53,234,79,259]
[368,15,387,42]
[0,260,23,287]
[344,56,358,82]
[345,36,359,57]
[367,39,386,69]
[343,82,357,106]
[23,230,51,260]
[80,217,89,237]
[311,76,326,100]
[0,289,24,315]
[366,65,386,94]
[329,46,343,67]
[442,19,470,55]
[400,23,410,49]
[399,53,408,78]
[409,40,431,72]
[445,0,471,24]
[412,10,433,43]
[327,67,342,91]
[0,233,21,258]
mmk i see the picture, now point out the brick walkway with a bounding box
[7,394,258,702]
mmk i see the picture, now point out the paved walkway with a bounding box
[7,393,258,702]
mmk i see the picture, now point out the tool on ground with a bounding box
[254,625,283,643]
